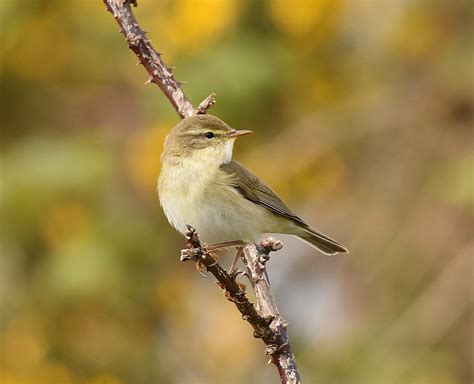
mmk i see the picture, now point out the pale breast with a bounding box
[158,159,211,236]
[158,159,278,244]
[158,140,292,244]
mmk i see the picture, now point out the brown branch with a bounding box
[103,1,301,382]
[181,227,277,342]
[196,92,217,115]
[103,0,214,118]
[182,227,301,384]
[243,241,301,383]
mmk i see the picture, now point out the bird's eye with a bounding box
[204,131,215,139]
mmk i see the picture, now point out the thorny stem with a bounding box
[103,0,215,118]
[104,1,301,382]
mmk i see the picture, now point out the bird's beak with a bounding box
[227,129,253,138]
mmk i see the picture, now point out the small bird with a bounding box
[158,114,348,257]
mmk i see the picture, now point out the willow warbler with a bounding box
[158,115,348,255]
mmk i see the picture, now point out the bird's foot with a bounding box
[229,268,247,283]
[205,240,247,252]
[182,226,251,280]
[228,246,245,275]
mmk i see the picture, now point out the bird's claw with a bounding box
[229,268,246,282]
[229,268,248,293]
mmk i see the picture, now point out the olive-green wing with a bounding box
[220,160,348,254]
[220,160,307,227]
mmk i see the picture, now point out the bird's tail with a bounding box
[297,226,348,255]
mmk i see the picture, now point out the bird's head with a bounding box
[162,114,252,164]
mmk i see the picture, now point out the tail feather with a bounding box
[298,227,348,255]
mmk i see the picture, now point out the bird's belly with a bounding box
[191,195,264,244]
[160,180,270,244]
[159,184,201,235]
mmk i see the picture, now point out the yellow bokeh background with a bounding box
[1,1,472,383]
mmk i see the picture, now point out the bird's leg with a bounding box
[204,240,247,252]
[228,246,245,275]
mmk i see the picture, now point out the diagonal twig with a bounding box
[103,0,215,118]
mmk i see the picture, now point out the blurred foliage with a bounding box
[0,0,473,383]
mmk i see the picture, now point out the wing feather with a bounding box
[220,160,307,227]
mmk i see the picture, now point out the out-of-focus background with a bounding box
[1,0,472,383]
